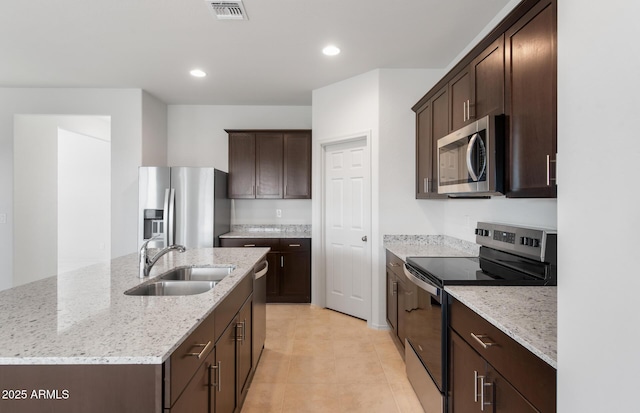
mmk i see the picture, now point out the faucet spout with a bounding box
[139,239,186,278]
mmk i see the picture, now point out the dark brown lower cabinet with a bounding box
[385,250,408,348]
[220,238,311,303]
[169,350,214,413]
[236,296,253,404]
[450,331,537,413]
[212,319,237,413]
[449,298,556,413]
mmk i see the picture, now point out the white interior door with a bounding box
[324,138,371,320]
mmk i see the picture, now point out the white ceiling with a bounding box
[1,0,514,105]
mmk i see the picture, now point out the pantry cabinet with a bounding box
[227,130,311,199]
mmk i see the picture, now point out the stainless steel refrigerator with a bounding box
[138,167,230,249]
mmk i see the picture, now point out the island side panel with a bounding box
[0,364,162,413]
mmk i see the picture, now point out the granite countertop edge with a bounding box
[0,247,269,366]
[446,286,557,369]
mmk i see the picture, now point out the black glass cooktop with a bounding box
[406,248,555,287]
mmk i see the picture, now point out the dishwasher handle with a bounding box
[255,260,269,279]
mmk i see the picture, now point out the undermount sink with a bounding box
[158,265,236,282]
[125,280,217,296]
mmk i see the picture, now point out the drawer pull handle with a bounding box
[244,244,256,247]
[289,243,301,247]
[389,262,400,267]
[470,333,495,349]
[187,341,212,359]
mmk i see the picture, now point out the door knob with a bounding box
[362,236,367,242]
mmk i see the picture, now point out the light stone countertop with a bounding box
[0,248,268,365]
[383,235,479,260]
[221,224,311,239]
[445,286,557,369]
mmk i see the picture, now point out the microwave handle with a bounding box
[466,133,480,182]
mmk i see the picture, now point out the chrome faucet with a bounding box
[139,237,186,278]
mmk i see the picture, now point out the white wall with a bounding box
[58,127,111,274]
[557,1,640,411]
[0,89,147,291]
[167,105,312,225]
[141,91,168,166]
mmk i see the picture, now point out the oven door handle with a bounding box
[403,264,441,301]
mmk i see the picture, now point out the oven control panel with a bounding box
[475,222,557,264]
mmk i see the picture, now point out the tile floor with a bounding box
[241,304,424,413]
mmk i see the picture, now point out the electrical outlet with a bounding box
[276,209,282,218]
[0,213,6,224]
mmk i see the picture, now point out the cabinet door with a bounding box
[395,276,409,346]
[416,101,436,199]
[279,251,311,303]
[450,68,472,131]
[169,351,214,413]
[283,132,311,199]
[505,0,557,198]
[236,298,253,402]
[265,252,280,299]
[255,133,283,198]
[385,268,398,332]
[213,323,237,413]
[228,133,256,199]
[431,85,450,197]
[489,365,538,413]
[449,331,486,413]
[472,35,505,120]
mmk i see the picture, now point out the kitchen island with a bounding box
[0,247,268,413]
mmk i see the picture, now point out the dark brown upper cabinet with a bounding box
[472,35,505,121]
[283,132,312,199]
[416,85,449,199]
[505,0,557,198]
[227,132,256,199]
[412,0,556,199]
[227,130,312,199]
[255,133,283,198]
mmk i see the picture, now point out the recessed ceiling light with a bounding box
[190,69,207,78]
[322,45,341,56]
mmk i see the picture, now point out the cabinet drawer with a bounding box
[385,250,405,273]
[279,238,310,252]
[165,312,215,408]
[220,238,280,249]
[450,299,556,412]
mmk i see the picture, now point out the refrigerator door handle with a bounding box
[163,189,170,247]
[168,188,176,246]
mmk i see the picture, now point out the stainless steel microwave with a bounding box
[437,115,504,196]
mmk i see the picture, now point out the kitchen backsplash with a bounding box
[231,224,311,234]
[383,234,480,256]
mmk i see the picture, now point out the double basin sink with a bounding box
[125,265,236,296]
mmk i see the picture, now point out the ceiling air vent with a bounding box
[205,0,248,20]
